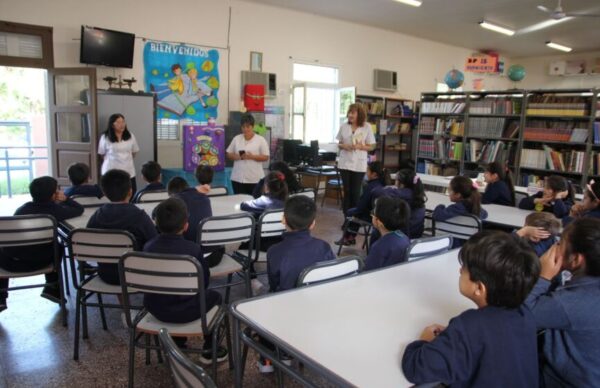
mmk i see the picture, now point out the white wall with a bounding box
[512,50,600,90]
[1,0,515,166]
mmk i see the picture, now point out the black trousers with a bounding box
[339,169,365,215]
[0,246,58,298]
[130,177,137,197]
[232,181,256,195]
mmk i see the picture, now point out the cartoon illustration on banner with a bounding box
[144,42,220,121]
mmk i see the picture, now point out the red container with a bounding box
[244,84,265,112]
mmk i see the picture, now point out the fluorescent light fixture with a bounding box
[394,0,422,7]
[546,41,572,52]
[479,20,515,36]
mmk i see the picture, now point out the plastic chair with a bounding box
[0,214,67,326]
[297,256,364,287]
[158,328,217,388]
[197,213,255,301]
[406,236,453,261]
[206,185,229,197]
[432,215,482,241]
[119,252,230,387]
[134,190,169,203]
[67,228,136,360]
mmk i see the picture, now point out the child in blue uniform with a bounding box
[336,161,388,246]
[481,161,515,206]
[402,230,540,387]
[562,179,600,226]
[0,176,84,311]
[133,161,165,202]
[241,171,288,217]
[252,161,302,198]
[143,197,227,364]
[87,169,157,285]
[166,176,189,196]
[518,175,574,218]
[516,212,560,257]
[525,217,600,387]
[64,162,103,198]
[372,168,426,239]
[433,176,488,247]
[259,195,336,372]
[364,197,410,271]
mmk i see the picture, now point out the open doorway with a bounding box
[0,65,49,212]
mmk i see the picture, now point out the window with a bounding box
[291,63,339,143]
[156,118,179,140]
[0,21,53,69]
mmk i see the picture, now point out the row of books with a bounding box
[379,119,411,135]
[359,100,384,115]
[421,101,466,114]
[418,139,463,160]
[468,99,521,115]
[419,117,464,136]
[465,140,515,165]
[416,160,458,176]
[520,147,586,173]
[520,173,545,188]
[523,126,588,143]
[466,117,507,138]
[596,102,600,118]
[594,122,600,144]
[526,98,588,116]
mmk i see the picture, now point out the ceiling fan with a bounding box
[537,0,600,19]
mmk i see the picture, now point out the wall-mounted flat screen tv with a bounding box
[80,25,135,68]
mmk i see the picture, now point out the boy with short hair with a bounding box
[364,197,411,271]
[87,169,157,284]
[64,162,103,198]
[0,176,84,310]
[133,161,165,202]
[143,197,227,363]
[516,212,560,257]
[259,195,336,372]
[195,165,214,195]
[167,176,190,196]
[402,230,540,387]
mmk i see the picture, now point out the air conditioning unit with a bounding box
[374,69,397,92]
[241,71,277,98]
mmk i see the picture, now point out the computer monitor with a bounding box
[283,139,302,165]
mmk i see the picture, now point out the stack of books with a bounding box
[421,101,466,114]
[468,98,521,115]
[467,117,506,137]
[526,95,588,116]
[524,121,588,142]
[419,117,435,134]
[590,152,600,176]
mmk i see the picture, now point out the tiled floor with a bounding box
[0,197,367,388]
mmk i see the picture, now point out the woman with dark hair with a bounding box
[252,161,302,198]
[98,113,140,193]
[336,103,376,215]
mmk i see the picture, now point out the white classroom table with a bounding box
[230,250,472,388]
[62,194,253,230]
[425,190,532,229]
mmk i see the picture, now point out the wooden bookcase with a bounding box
[415,88,600,188]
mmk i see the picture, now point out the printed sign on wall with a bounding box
[144,41,220,121]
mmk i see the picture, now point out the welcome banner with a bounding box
[144,41,220,121]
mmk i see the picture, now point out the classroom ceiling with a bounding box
[243,0,600,57]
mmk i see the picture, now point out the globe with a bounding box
[444,69,464,89]
[507,64,526,82]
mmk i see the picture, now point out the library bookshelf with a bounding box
[415,88,600,189]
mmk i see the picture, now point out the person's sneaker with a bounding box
[334,237,356,246]
[257,356,274,373]
[199,346,228,365]
[251,279,265,293]
[40,287,61,304]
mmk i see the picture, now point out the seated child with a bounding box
[364,197,411,271]
[64,162,103,198]
[0,176,84,310]
[433,175,488,247]
[402,230,540,387]
[166,176,189,196]
[336,161,387,246]
[524,217,600,387]
[481,161,515,206]
[175,166,223,267]
[241,171,288,217]
[87,169,157,285]
[519,175,574,219]
[516,212,560,257]
[133,161,165,202]
[143,197,227,363]
[259,195,336,372]
[372,168,426,239]
[562,179,600,226]
[252,161,302,198]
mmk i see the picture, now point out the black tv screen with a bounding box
[80,26,135,68]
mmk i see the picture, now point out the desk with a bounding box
[425,191,532,229]
[162,167,234,194]
[231,250,471,387]
[62,194,253,230]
